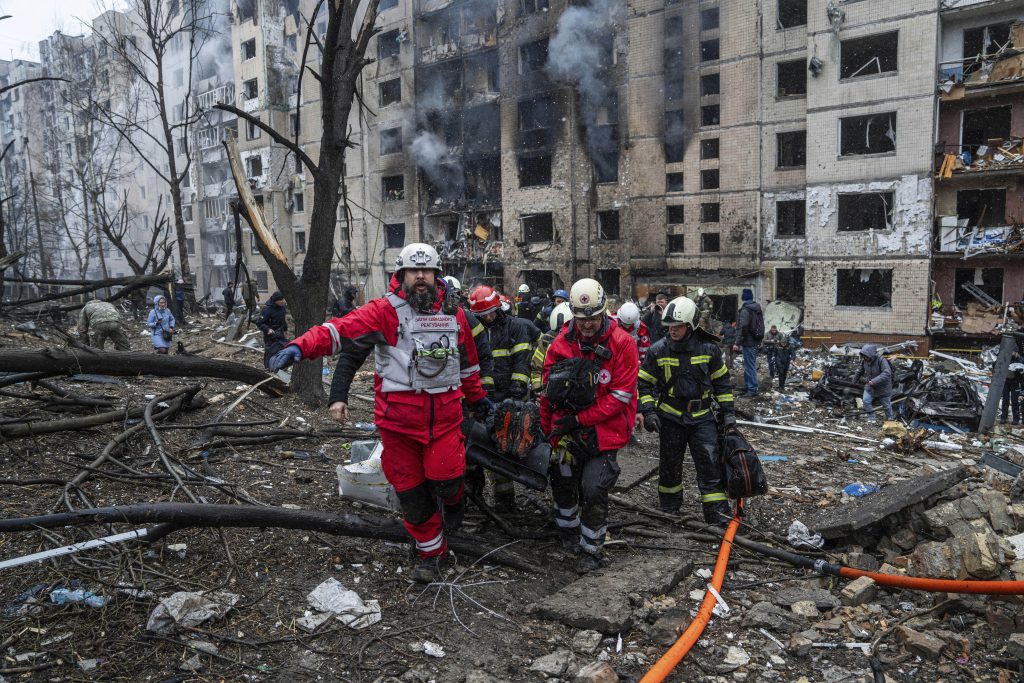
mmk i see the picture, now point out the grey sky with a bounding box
[0,0,108,62]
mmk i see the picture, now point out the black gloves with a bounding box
[643,411,661,433]
[550,414,580,439]
[509,380,527,400]
[470,397,494,421]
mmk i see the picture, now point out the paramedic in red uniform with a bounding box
[268,243,492,583]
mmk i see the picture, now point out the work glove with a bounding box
[643,411,660,433]
[509,380,527,400]
[469,396,494,421]
[549,414,580,439]
[268,345,302,371]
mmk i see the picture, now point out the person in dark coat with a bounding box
[332,286,359,318]
[642,291,670,344]
[735,289,763,395]
[222,282,237,319]
[257,291,290,368]
[719,320,737,369]
[777,327,802,390]
[854,344,893,421]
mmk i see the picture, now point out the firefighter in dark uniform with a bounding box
[445,276,494,392]
[636,296,736,524]
[469,284,536,509]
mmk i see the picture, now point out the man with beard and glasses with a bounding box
[268,243,492,583]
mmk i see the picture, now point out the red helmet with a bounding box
[469,285,502,315]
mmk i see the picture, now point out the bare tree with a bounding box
[215,0,380,404]
[92,0,220,307]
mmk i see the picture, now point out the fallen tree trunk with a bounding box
[3,273,171,310]
[0,502,538,572]
[0,349,287,396]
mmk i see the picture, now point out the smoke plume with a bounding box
[410,131,465,200]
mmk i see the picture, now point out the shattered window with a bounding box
[242,78,258,100]
[777,59,806,97]
[777,131,806,168]
[380,127,402,155]
[518,96,554,131]
[701,73,720,96]
[961,106,1011,149]
[836,269,892,308]
[667,205,684,224]
[664,139,685,163]
[293,193,304,212]
[775,268,805,303]
[522,269,554,292]
[384,223,405,248]
[294,230,306,252]
[598,211,620,240]
[963,22,1013,73]
[840,32,898,80]
[522,213,554,242]
[668,234,685,253]
[666,172,684,192]
[701,202,720,223]
[241,38,256,61]
[701,233,720,253]
[701,169,720,190]
[777,0,806,29]
[840,113,896,156]
[245,155,263,177]
[700,39,719,62]
[382,175,405,201]
[519,38,549,73]
[954,268,1003,308]
[700,8,719,31]
[518,154,552,187]
[378,78,401,108]
[378,30,401,60]
[956,188,1006,227]
[776,199,806,236]
[838,192,893,231]
[597,268,620,296]
[701,105,720,127]
[701,138,720,159]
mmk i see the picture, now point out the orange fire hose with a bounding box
[639,513,741,683]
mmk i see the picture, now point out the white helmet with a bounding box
[696,288,706,298]
[617,301,640,327]
[662,296,697,327]
[569,278,607,318]
[443,275,462,292]
[395,243,441,272]
[518,283,531,294]
[549,301,573,331]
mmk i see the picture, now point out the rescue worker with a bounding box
[613,302,651,363]
[256,292,290,369]
[515,284,539,323]
[642,291,670,344]
[532,302,572,394]
[763,324,783,380]
[854,344,893,421]
[541,278,638,571]
[694,288,715,331]
[222,282,237,319]
[268,243,491,582]
[536,289,569,333]
[446,276,494,391]
[636,296,735,523]
[776,327,802,390]
[78,297,131,351]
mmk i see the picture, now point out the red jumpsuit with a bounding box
[289,275,486,558]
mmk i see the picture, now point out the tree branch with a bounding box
[213,103,318,176]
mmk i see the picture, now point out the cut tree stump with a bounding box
[0,348,287,396]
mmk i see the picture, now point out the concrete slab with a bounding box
[803,466,968,540]
[528,555,693,634]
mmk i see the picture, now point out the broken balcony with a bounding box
[417,1,497,65]
[936,103,1024,178]
[422,155,501,211]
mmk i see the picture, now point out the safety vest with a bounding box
[375,293,461,394]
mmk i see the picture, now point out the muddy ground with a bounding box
[0,313,1022,682]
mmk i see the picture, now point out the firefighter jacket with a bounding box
[291,274,486,443]
[486,313,536,400]
[614,318,651,363]
[531,331,557,392]
[637,330,734,426]
[464,308,494,390]
[540,318,639,452]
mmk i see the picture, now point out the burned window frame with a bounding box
[954,267,1004,308]
[840,31,899,80]
[378,29,401,60]
[776,59,807,97]
[666,172,684,192]
[379,126,403,155]
[597,210,621,241]
[382,174,405,202]
[961,105,1012,150]
[517,153,552,187]
[519,38,549,74]
[241,38,256,61]
[701,104,720,127]
[775,267,805,303]
[522,212,554,243]
[242,78,258,100]
[837,192,894,232]
[701,232,721,253]
[839,112,896,157]
[956,188,1007,227]
[378,78,401,107]
[776,199,806,237]
[777,130,807,169]
[664,139,685,163]
[836,268,893,308]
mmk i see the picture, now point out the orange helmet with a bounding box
[469,285,502,315]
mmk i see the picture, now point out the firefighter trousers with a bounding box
[657,418,726,512]
[550,440,620,556]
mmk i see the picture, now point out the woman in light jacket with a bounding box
[148,295,175,354]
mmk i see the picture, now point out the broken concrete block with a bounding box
[986,604,1024,634]
[742,601,804,634]
[897,626,946,660]
[787,631,814,657]
[574,661,619,683]
[1006,633,1024,663]
[961,531,1001,579]
[888,527,918,551]
[980,490,1015,533]
[717,646,750,673]
[571,630,603,654]
[529,650,574,676]
[770,587,840,611]
[840,576,877,606]
[790,600,819,619]
[908,541,961,580]
[649,608,690,647]
[846,551,880,572]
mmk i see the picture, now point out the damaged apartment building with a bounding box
[933,0,1024,346]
